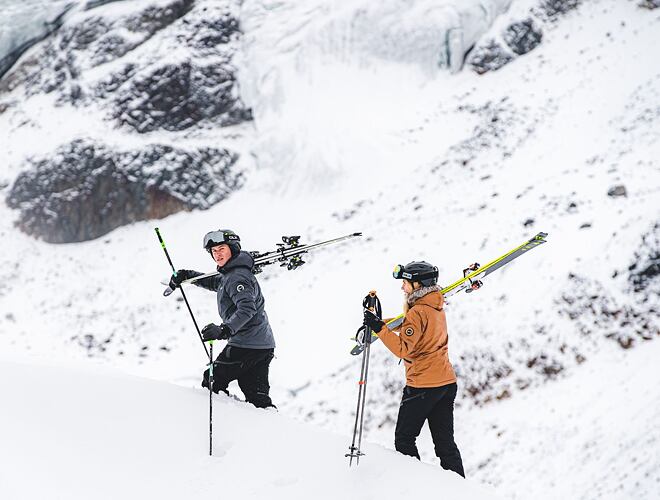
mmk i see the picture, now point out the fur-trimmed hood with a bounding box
[406,284,442,307]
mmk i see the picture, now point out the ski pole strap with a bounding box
[363,291,382,320]
[362,291,382,346]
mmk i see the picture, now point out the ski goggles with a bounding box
[203,230,240,249]
[392,264,438,282]
[392,264,414,280]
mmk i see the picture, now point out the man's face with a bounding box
[211,244,232,267]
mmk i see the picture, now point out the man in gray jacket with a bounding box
[169,229,276,408]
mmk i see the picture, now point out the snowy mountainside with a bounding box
[0,360,499,500]
[0,0,659,499]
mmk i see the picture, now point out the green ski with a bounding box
[350,232,549,355]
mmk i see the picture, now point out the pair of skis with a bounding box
[162,232,363,296]
[350,232,549,354]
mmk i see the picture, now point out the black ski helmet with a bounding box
[392,261,438,287]
[203,229,241,256]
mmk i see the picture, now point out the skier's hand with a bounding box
[169,269,197,289]
[363,310,384,333]
[202,323,232,341]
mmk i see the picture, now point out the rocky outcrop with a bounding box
[639,0,660,9]
[629,223,660,294]
[536,0,580,20]
[7,139,241,243]
[469,0,589,75]
[467,40,514,74]
[468,18,542,74]
[2,0,251,242]
[112,60,250,133]
[0,0,250,131]
[502,19,542,56]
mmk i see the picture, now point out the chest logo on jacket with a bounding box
[236,284,245,292]
[405,327,414,337]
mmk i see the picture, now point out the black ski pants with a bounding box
[202,345,275,409]
[394,383,465,477]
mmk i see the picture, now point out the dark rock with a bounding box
[60,16,112,52]
[95,64,138,97]
[61,0,194,66]
[639,0,660,9]
[607,184,627,197]
[468,40,514,74]
[7,139,241,243]
[503,19,543,56]
[113,60,250,133]
[186,14,240,50]
[526,353,563,377]
[537,0,581,19]
[125,0,194,35]
[523,218,535,227]
[628,223,660,293]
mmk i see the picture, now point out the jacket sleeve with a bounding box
[382,316,402,333]
[377,309,425,359]
[223,273,258,334]
[193,274,222,292]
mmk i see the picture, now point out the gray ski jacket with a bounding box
[195,251,276,349]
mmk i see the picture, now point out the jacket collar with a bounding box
[406,284,444,309]
[218,251,254,273]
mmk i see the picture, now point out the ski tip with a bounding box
[353,232,363,237]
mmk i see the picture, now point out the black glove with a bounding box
[201,323,232,342]
[363,310,384,332]
[169,269,199,289]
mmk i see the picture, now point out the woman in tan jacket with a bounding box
[363,261,465,477]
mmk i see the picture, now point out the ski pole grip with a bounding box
[363,291,377,311]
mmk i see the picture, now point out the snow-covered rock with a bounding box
[6,139,240,243]
[1,0,251,242]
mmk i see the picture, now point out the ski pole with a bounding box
[347,291,381,466]
[154,228,209,358]
[208,340,214,456]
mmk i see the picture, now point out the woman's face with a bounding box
[401,279,414,294]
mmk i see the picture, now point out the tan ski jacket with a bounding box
[376,287,457,388]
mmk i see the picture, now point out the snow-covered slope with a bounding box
[1,0,659,499]
[0,360,498,500]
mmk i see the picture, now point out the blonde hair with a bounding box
[402,280,421,315]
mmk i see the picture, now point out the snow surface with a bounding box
[1,0,659,499]
[0,359,498,500]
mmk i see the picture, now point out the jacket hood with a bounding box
[219,250,254,273]
[407,284,444,310]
